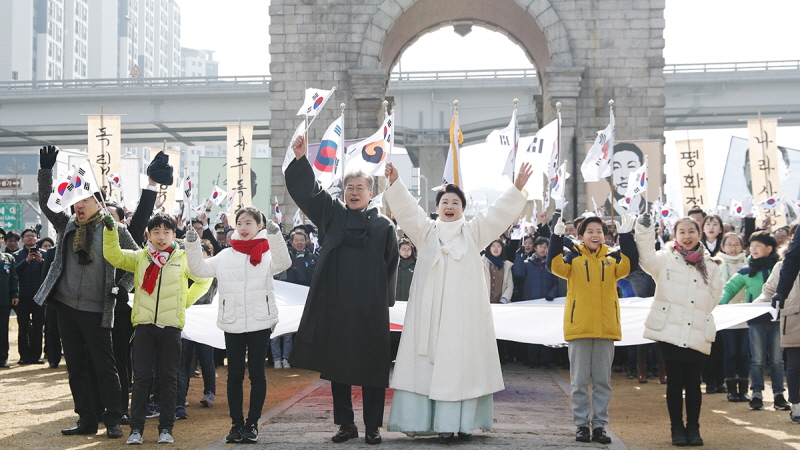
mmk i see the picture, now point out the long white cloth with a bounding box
[178,282,774,350]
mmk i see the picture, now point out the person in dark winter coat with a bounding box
[286,136,399,445]
[13,228,46,364]
[0,230,19,368]
[513,236,559,301]
[395,238,416,303]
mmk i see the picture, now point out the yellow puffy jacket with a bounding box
[103,227,212,329]
[547,233,637,341]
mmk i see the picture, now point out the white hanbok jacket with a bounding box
[385,178,526,402]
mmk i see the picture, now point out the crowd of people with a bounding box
[0,141,798,447]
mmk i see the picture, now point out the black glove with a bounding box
[147,151,174,186]
[39,145,59,170]
[545,296,554,301]
[772,293,787,309]
[638,213,652,228]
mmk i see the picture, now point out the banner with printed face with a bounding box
[227,125,254,214]
[584,140,663,220]
[675,139,709,215]
[748,119,785,228]
[87,115,121,200]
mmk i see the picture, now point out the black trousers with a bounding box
[331,382,386,428]
[225,329,270,426]
[786,347,800,404]
[130,324,182,432]
[665,360,704,427]
[44,304,61,366]
[0,305,12,362]
[113,301,134,415]
[701,336,725,388]
[57,303,122,427]
[16,296,45,362]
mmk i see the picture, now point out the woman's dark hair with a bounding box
[485,238,505,254]
[749,230,778,254]
[147,212,177,232]
[435,184,467,208]
[577,216,609,236]
[672,217,701,236]
[399,237,417,258]
[701,214,723,233]
[200,239,214,257]
[37,236,55,248]
[721,232,744,248]
[235,206,264,225]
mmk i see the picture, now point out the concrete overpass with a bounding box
[0,60,799,150]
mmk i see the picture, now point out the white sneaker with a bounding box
[126,429,143,445]
[274,360,282,369]
[157,429,173,444]
[282,359,291,369]
[791,404,800,423]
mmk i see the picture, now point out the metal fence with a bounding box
[0,74,271,90]
[663,60,800,74]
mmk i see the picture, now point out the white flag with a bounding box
[486,109,519,181]
[756,194,785,210]
[312,115,344,189]
[274,196,283,224]
[293,208,303,227]
[592,197,604,217]
[106,173,122,189]
[226,190,239,212]
[282,120,308,173]
[180,167,193,219]
[550,161,570,201]
[510,216,525,240]
[296,87,335,117]
[209,185,227,206]
[344,113,393,176]
[47,162,101,213]
[729,199,745,218]
[442,111,464,187]
[623,158,648,200]
[520,118,558,176]
[787,199,800,219]
[581,108,615,182]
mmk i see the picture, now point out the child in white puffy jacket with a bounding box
[185,207,290,444]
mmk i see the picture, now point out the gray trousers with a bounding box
[568,338,614,428]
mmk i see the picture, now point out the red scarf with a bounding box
[230,238,270,266]
[142,243,175,295]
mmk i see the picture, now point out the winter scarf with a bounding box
[142,242,175,294]
[73,211,103,265]
[748,253,779,278]
[673,241,709,285]
[485,252,505,270]
[230,238,270,266]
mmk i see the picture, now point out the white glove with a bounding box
[265,219,280,235]
[185,227,199,243]
[553,217,566,236]
[742,194,753,217]
[500,298,510,304]
[618,214,636,234]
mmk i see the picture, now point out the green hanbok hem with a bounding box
[387,389,494,436]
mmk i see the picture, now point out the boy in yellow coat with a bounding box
[547,215,638,445]
[103,213,211,445]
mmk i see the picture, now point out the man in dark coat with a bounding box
[286,136,398,445]
[0,228,20,368]
[14,228,46,364]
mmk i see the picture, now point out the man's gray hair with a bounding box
[343,170,373,191]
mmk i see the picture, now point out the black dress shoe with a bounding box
[29,359,45,364]
[61,422,98,435]
[365,427,382,445]
[331,423,358,443]
[575,426,591,442]
[458,432,472,441]
[0,361,8,368]
[120,415,130,426]
[107,424,123,439]
[592,427,612,444]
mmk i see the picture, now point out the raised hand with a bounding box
[185,227,199,243]
[265,219,280,235]
[385,162,399,184]
[553,217,566,236]
[618,214,636,234]
[638,212,652,228]
[291,135,307,160]
[514,162,533,191]
[39,145,59,170]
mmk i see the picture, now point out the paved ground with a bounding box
[205,363,627,450]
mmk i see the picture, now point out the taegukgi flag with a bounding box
[296,87,335,117]
[209,185,227,206]
[313,115,344,189]
[756,195,785,210]
[47,161,101,213]
[274,196,283,224]
[486,109,519,182]
[282,120,308,173]
[581,107,615,182]
[344,113,393,176]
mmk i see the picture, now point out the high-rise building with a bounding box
[181,47,218,77]
[0,0,181,81]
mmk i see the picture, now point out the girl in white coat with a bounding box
[185,207,290,444]
[383,162,532,442]
[635,214,722,447]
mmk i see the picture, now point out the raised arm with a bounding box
[128,183,158,247]
[383,177,431,245]
[266,221,291,275]
[103,224,139,273]
[633,214,666,278]
[184,228,219,279]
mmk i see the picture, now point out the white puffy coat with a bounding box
[185,229,291,334]
[635,221,723,354]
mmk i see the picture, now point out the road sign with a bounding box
[0,202,22,231]
[130,64,142,78]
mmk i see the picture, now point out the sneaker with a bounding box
[790,404,800,423]
[121,414,130,425]
[126,429,143,445]
[157,429,173,444]
[175,407,188,420]
[750,395,763,410]
[281,359,291,369]
[273,360,282,369]
[200,392,215,407]
[575,426,591,443]
[241,422,258,443]
[775,394,791,411]
[591,427,612,444]
[226,425,243,443]
[146,404,161,419]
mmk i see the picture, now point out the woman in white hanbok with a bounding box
[383,162,532,441]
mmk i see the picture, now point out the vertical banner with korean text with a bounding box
[87,115,121,200]
[226,125,253,214]
[675,139,708,215]
[748,119,785,227]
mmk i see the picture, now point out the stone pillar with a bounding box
[413,144,449,214]
[349,69,389,136]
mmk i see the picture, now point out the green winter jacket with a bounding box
[103,228,211,329]
[719,256,772,305]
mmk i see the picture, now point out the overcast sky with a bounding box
[180,0,800,209]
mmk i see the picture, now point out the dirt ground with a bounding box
[4,318,800,450]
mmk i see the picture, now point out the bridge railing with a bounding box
[391,68,537,81]
[0,74,271,90]
[664,60,800,74]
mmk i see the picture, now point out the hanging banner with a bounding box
[87,115,121,200]
[675,139,709,215]
[748,118,785,227]
[226,125,254,214]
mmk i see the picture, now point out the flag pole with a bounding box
[339,102,347,201]
[607,99,615,224]
[512,98,518,184]
[453,100,460,187]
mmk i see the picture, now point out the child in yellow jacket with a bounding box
[547,215,638,445]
